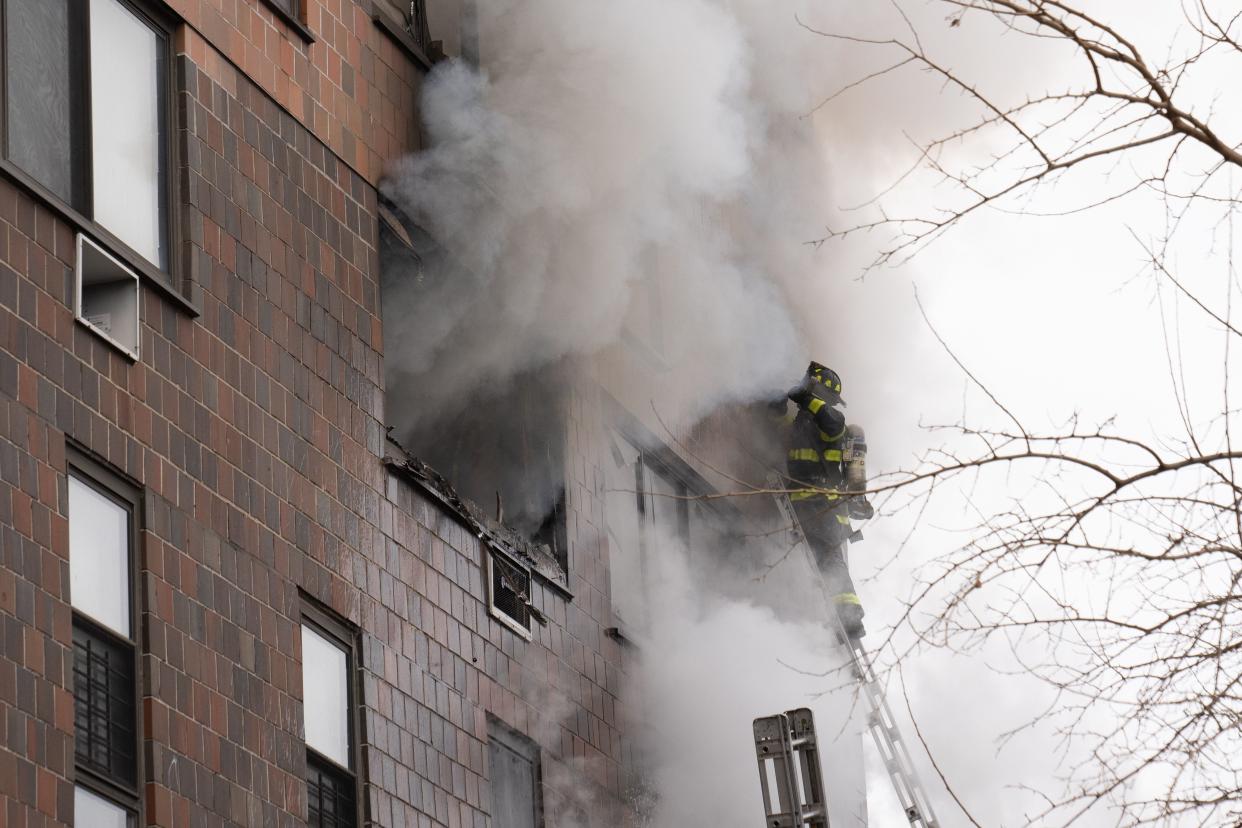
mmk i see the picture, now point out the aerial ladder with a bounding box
[753,475,941,828]
[754,707,829,827]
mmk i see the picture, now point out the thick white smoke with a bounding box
[380,0,863,435]
[630,531,870,827]
[379,2,931,825]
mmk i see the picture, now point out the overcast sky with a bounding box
[403,2,1240,823]
[809,2,1241,824]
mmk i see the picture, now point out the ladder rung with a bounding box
[768,483,942,828]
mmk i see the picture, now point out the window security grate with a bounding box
[73,623,137,786]
[307,752,356,828]
[490,550,532,632]
[403,1,431,51]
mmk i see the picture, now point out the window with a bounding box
[401,0,431,52]
[488,547,533,638]
[0,0,171,271]
[378,198,572,572]
[67,457,141,824]
[604,432,689,631]
[488,717,542,828]
[77,233,141,359]
[300,609,360,828]
[260,0,314,41]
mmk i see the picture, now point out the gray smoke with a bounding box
[379,0,862,440]
[378,2,910,824]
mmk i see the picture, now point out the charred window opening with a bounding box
[379,194,570,572]
[533,489,568,572]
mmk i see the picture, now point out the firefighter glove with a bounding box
[848,497,874,521]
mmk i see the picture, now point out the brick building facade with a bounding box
[0,0,869,825]
[0,0,646,825]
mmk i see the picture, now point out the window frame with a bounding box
[486,546,534,640]
[635,450,690,548]
[371,1,434,70]
[602,391,735,637]
[0,0,194,314]
[299,598,364,828]
[604,431,693,632]
[259,0,315,43]
[486,714,545,828]
[66,447,144,823]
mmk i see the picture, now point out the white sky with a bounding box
[799,2,1241,825]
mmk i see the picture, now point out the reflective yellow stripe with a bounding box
[833,592,861,606]
[808,398,825,414]
[789,490,841,501]
[787,449,820,462]
[823,449,842,462]
[836,513,851,526]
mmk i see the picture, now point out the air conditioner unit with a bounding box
[487,547,533,639]
[76,234,140,360]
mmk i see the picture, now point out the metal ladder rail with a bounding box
[768,479,941,828]
[848,639,940,828]
[754,708,830,828]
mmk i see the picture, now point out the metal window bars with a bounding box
[402,1,432,53]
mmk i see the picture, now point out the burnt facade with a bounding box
[0,1,634,826]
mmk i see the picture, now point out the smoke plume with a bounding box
[378,2,896,824]
[379,0,861,438]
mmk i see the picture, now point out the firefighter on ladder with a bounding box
[771,361,873,640]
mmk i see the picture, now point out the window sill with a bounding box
[606,626,638,648]
[372,9,435,71]
[76,318,139,363]
[489,603,534,641]
[0,160,199,318]
[382,455,576,600]
[259,0,315,44]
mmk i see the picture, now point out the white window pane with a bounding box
[68,476,130,637]
[75,785,130,828]
[90,0,164,267]
[302,624,349,766]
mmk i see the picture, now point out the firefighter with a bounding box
[773,361,873,640]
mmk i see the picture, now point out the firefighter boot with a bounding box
[834,596,866,640]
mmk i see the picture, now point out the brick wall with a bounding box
[0,1,633,826]
[168,0,427,184]
[374,465,625,827]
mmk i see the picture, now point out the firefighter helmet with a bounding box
[807,361,843,397]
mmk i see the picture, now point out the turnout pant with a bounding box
[791,499,858,601]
